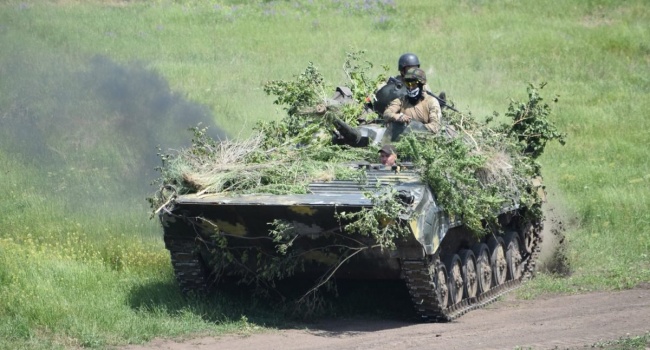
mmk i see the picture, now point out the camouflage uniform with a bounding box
[383,91,442,134]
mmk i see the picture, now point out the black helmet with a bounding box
[398,53,420,71]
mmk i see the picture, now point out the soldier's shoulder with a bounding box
[425,93,441,104]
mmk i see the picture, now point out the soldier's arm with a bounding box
[383,98,404,123]
[424,97,442,133]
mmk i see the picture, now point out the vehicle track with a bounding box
[401,220,542,321]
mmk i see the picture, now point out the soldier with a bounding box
[382,67,443,134]
[371,53,443,114]
[378,144,398,167]
[376,53,432,93]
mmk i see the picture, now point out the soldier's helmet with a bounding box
[398,53,420,71]
[404,67,427,85]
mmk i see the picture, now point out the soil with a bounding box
[120,285,650,350]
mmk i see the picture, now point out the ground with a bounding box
[119,285,650,350]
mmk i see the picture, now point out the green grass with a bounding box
[1,0,649,348]
[590,332,650,350]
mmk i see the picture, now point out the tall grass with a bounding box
[0,0,648,348]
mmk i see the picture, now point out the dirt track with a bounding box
[121,286,650,350]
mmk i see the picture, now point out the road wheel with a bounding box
[445,254,464,305]
[472,243,492,295]
[488,236,507,286]
[520,222,536,255]
[435,262,449,309]
[506,232,524,280]
[459,249,478,299]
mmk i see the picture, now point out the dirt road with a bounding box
[122,286,650,350]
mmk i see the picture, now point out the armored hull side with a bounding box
[160,169,435,283]
[160,167,542,321]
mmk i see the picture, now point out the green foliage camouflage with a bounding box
[398,83,566,233]
[149,52,386,207]
[149,52,565,308]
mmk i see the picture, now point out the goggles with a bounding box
[404,80,419,88]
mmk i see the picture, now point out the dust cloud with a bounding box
[536,191,575,276]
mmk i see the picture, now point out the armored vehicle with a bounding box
[158,110,544,321]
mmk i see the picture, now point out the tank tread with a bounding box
[165,238,210,294]
[401,221,543,322]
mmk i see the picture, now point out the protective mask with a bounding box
[406,87,420,98]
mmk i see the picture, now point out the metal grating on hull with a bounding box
[308,170,422,193]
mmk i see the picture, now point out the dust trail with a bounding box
[537,189,575,276]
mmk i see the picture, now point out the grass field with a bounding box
[0,0,649,349]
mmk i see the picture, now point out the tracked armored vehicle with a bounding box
[158,109,544,321]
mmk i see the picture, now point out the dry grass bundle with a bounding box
[474,149,514,186]
[158,129,356,197]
